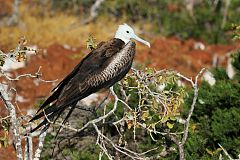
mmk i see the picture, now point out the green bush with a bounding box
[211,108,240,155]
[184,51,240,159]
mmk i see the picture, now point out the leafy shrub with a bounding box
[211,108,240,155]
[184,51,240,159]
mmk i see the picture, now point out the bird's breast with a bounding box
[89,44,135,87]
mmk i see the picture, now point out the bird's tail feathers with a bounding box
[29,98,81,133]
[29,103,66,133]
[54,106,76,139]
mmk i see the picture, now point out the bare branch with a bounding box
[1,66,58,83]
[221,0,231,28]
[24,135,33,160]
[172,68,205,160]
[181,68,205,145]
[82,0,105,24]
[33,132,47,160]
[0,84,22,160]
[7,0,20,26]
[218,143,240,160]
[0,40,58,160]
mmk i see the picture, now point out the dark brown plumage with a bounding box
[30,38,136,133]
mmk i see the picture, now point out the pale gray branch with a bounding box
[0,84,23,160]
[7,0,20,26]
[181,68,205,145]
[24,135,33,160]
[1,66,58,83]
[82,0,105,24]
[33,132,47,160]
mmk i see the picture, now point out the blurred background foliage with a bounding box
[50,0,240,44]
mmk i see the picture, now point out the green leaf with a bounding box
[169,116,177,121]
[167,122,174,129]
[161,116,169,123]
[146,68,154,74]
[198,99,205,104]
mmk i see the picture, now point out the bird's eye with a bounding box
[126,31,129,33]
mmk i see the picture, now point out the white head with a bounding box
[115,24,150,47]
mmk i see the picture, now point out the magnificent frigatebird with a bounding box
[30,24,150,133]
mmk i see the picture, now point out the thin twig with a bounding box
[181,68,205,145]
[1,66,58,83]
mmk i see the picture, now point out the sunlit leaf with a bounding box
[141,110,149,121]
[15,51,27,62]
[206,148,214,156]
[86,35,97,50]
[142,123,147,128]
[198,99,205,104]
[146,68,154,75]
[161,116,169,123]
[191,124,197,133]
[127,120,133,129]
[169,116,177,121]
[0,135,8,148]
[2,119,10,131]
[166,122,174,129]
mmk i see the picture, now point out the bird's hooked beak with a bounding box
[132,34,150,48]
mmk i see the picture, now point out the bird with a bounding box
[29,23,150,133]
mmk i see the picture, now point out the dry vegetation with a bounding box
[0,4,152,50]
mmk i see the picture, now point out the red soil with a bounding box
[136,37,239,76]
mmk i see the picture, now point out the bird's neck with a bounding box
[114,33,130,44]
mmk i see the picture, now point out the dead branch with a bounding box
[184,0,196,23]
[221,0,231,28]
[181,68,205,145]
[82,0,105,24]
[7,0,20,26]
[24,135,33,160]
[0,84,22,160]
[0,40,58,160]
[33,132,47,160]
[218,143,240,160]
[172,68,205,160]
[1,66,58,83]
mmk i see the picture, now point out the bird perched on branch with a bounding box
[30,24,150,133]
